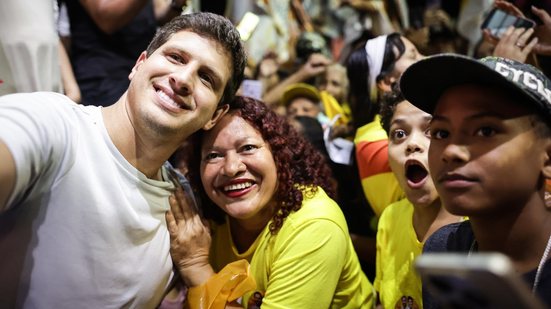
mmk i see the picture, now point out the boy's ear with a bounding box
[203,104,229,130]
[377,75,396,93]
[129,51,148,80]
[543,142,551,177]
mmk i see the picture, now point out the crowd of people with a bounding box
[1,0,551,308]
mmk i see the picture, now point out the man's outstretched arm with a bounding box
[0,140,16,212]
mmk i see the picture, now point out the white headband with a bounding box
[365,35,388,101]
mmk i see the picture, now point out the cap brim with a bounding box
[400,54,533,114]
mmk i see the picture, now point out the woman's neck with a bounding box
[229,216,269,254]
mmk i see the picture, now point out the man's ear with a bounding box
[128,51,148,80]
[203,104,230,130]
[377,75,396,93]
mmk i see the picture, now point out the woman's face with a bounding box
[200,113,278,228]
[318,67,347,103]
[390,37,425,79]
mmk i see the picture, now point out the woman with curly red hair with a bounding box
[166,96,374,308]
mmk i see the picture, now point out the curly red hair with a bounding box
[188,96,336,233]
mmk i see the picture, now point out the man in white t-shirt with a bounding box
[0,12,246,308]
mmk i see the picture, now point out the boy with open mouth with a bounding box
[374,82,462,309]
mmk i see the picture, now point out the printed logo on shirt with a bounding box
[395,295,419,309]
[247,290,264,309]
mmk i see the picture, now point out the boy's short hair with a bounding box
[380,82,406,134]
[400,54,551,127]
[146,12,246,106]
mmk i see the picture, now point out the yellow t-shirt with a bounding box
[374,199,423,309]
[210,187,374,309]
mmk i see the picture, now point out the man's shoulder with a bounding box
[424,221,474,253]
[1,91,72,103]
[1,91,99,122]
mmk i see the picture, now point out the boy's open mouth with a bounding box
[406,162,428,184]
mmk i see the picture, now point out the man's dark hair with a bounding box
[146,12,246,105]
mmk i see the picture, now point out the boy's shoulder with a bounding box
[423,221,474,254]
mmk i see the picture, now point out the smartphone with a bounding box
[481,8,536,38]
[416,253,546,308]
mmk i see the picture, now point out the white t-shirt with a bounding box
[0,92,176,308]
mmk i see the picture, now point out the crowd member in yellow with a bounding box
[346,33,425,217]
[375,83,462,308]
[316,63,353,139]
[166,96,374,308]
[281,82,328,124]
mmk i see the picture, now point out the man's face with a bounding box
[428,85,546,217]
[126,30,232,140]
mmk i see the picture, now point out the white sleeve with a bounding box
[0,92,76,209]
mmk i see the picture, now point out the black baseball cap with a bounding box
[400,54,551,123]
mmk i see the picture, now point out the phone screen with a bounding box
[481,8,536,38]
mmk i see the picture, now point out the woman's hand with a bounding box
[166,186,215,287]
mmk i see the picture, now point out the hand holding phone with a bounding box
[481,8,536,38]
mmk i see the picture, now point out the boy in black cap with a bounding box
[400,54,551,307]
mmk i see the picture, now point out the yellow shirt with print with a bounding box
[210,187,374,309]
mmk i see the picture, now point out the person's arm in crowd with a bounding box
[153,0,187,25]
[532,6,551,56]
[0,141,16,212]
[256,56,280,97]
[58,40,81,103]
[79,0,150,34]
[262,53,330,107]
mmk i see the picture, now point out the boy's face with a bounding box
[286,97,320,118]
[429,84,548,216]
[388,101,438,207]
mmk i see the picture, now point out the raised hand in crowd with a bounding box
[487,26,537,63]
[532,6,551,56]
[487,1,551,58]
[263,53,330,107]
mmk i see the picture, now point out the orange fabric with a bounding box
[354,116,404,216]
[186,260,256,309]
[355,139,392,178]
